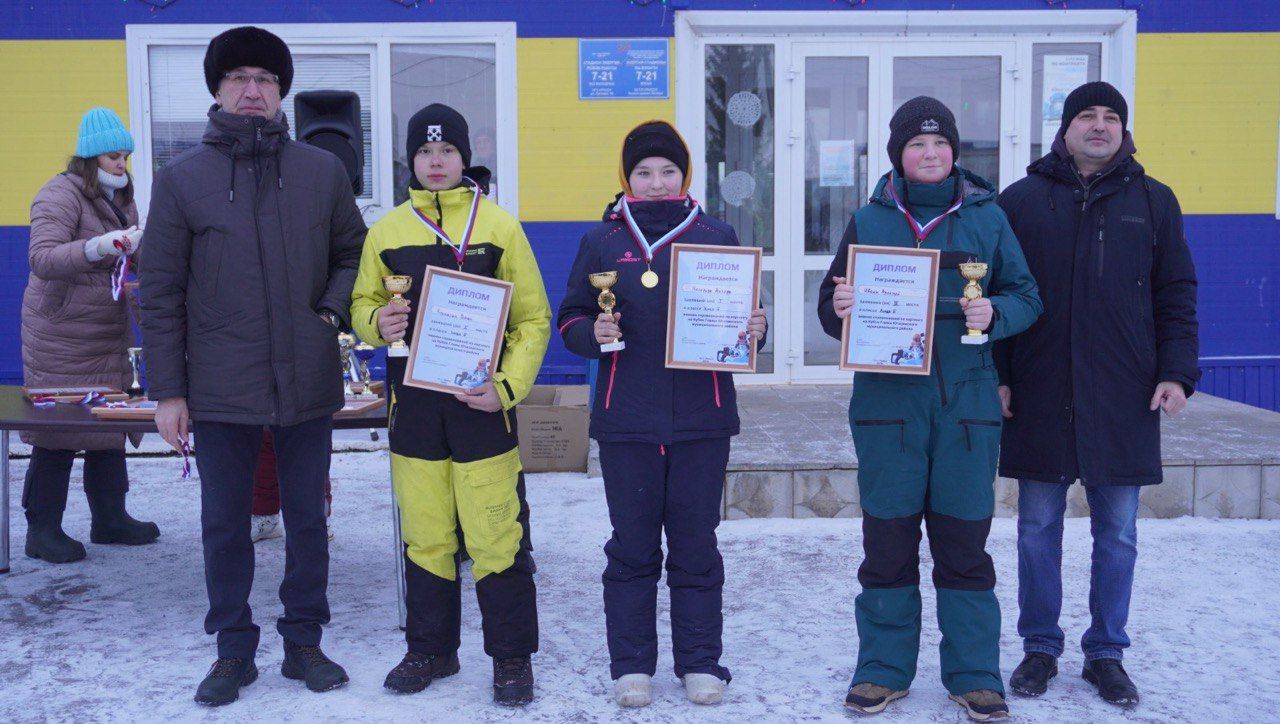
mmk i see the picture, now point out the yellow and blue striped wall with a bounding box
[2,0,1278,408]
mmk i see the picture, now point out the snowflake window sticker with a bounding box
[720,170,757,207]
[727,91,763,128]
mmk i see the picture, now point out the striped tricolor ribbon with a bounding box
[884,174,963,246]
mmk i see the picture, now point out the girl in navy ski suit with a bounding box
[557,121,766,708]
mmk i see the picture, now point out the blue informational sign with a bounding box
[578,38,669,100]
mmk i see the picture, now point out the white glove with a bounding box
[84,226,138,262]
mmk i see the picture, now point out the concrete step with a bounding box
[592,387,1280,520]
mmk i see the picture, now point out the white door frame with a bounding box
[675,9,1136,385]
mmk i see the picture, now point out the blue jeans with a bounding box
[1016,480,1140,661]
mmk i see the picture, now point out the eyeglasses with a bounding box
[222,71,280,89]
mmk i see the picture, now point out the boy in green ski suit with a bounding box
[817,96,1041,720]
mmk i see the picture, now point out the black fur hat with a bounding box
[204,26,294,98]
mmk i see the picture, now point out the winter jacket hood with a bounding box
[139,106,366,426]
[22,172,139,450]
[558,197,759,444]
[994,136,1199,486]
[817,166,1043,394]
[349,183,550,411]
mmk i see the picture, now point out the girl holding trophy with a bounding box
[349,103,550,706]
[557,120,766,708]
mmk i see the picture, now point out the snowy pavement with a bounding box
[2,451,1279,722]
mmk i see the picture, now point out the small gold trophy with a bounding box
[589,271,625,352]
[382,275,413,357]
[126,347,144,398]
[959,260,990,345]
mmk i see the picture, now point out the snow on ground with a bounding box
[2,451,1279,723]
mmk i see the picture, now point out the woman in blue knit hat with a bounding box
[20,106,159,564]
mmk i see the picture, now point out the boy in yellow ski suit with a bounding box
[349,104,550,704]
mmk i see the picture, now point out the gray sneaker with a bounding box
[949,689,1010,721]
[845,682,908,714]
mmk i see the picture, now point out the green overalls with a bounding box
[818,167,1042,695]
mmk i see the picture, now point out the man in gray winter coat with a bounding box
[139,26,365,707]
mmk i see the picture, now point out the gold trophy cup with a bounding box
[126,347,144,398]
[382,275,413,357]
[589,271,625,353]
[959,261,990,345]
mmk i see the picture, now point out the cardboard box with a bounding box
[517,385,590,473]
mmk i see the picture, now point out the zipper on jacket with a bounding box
[958,418,1001,451]
[853,418,906,451]
[932,337,948,407]
[1095,223,1105,277]
[250,118,282,423]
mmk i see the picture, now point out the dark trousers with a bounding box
[598,437,731,682]
[193,415,334,660]
[23,446,128,519]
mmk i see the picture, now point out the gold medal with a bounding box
[641,270,659,288]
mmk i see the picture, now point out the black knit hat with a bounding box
[1059,81,1128,136]
[621,121,690,184]
[887,96,960,177]
[204,26,294,98]
[406,103,472,171]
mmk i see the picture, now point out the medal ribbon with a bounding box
[180,440,192,480]
[619,197,701,263]
[110,240,130,301]
[78,391,106,406]
[885,175,963,246]
[411,179,483,267]
[30,394,55,407]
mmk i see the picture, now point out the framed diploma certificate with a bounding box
[840,245,940,375]
[403,267,514,394]
[664,243,763,372]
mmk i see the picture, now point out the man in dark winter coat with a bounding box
[140,26,365,707]
[994,81,1199,709]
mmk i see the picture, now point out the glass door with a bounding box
[701,42,787,383]
[786,45,877,381]
[886,42,1017,191]
[690,37,1018,383]
[787,40,1016,382]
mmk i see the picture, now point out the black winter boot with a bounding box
[1009,652,1057,697]
[1082,658,1139,708]
[194,657,257,706]
[24,511,86,563]
[383,651,461,693]
[493,656,534,706]
[281,641,349,692]
[86,489,159,545]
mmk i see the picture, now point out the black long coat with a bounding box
[994,135,1199,486]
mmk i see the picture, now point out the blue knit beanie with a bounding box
[75,107,134,158]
